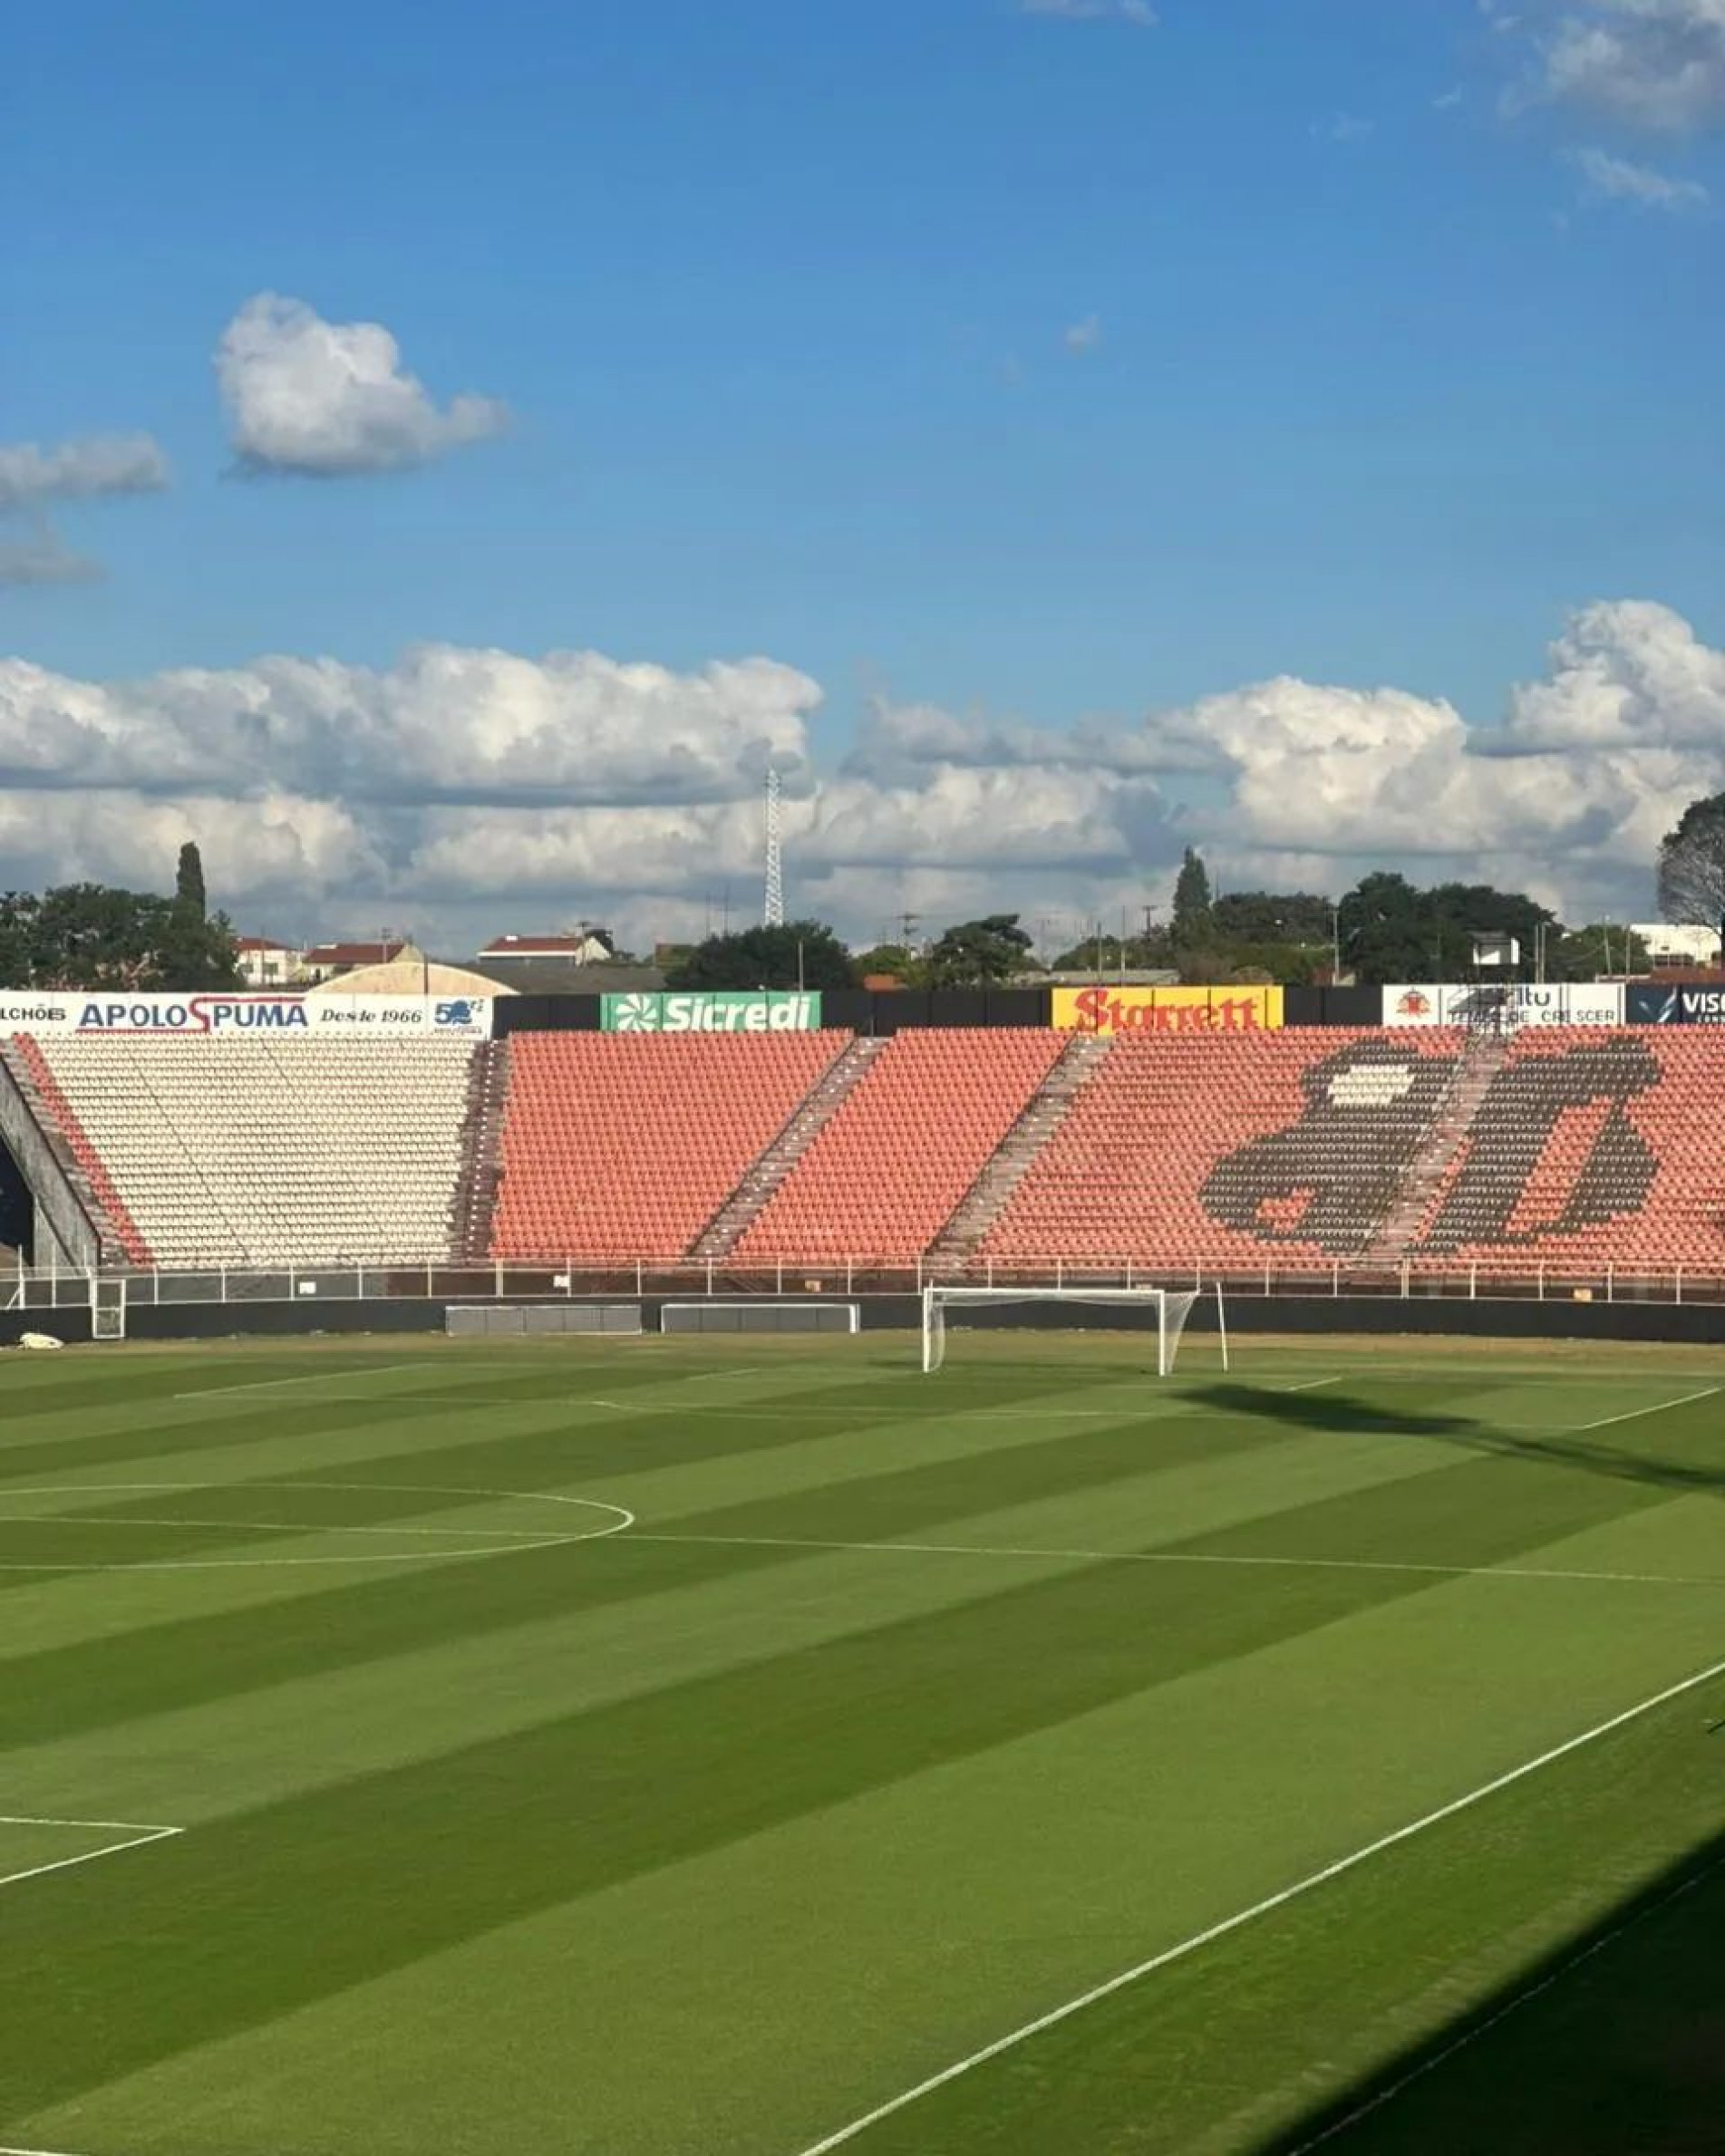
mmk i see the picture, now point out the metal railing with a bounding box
[8,1253,1725,1310]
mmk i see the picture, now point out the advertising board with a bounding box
[1626,984,1725,1024]
[0,992,493,1039]
[1052,985,1283,1034]
[599,991,823,1032]
[1382,985,1624,1029]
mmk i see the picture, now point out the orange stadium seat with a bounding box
[734,1029,1064,1262]
[489,1031,850,1262]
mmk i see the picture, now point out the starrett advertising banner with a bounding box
[600,990,823,1032]
[0,992,493,1038]
[1052,985,1284,1034]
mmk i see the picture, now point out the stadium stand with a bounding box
[981,1030,1467,1271]
[19,1033,474,1266]
[733,1028,1066,1262]
[1418,1029,1720,1269]
[489,1030,849,1261]
[9,1020,1725,1281]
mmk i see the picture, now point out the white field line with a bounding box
[1284,1377,1341,1393]
[788,1651,1725,2156]
[0,1483,635,1573]
[1570,1384,1720,1433]
[0,1815,181,1893]
[626,1530,1725,1590]
[172,1361,427,1401]
[1286,1851,1725,2151]
[0,2144,95,2155]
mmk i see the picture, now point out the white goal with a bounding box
[921,1283,1226,1377]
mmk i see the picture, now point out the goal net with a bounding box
[921,1284,1225,1376]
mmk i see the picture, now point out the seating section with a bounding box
[13,1022,1725,1278]
[984,1031,1466,1271]
[734,1029,1065,1262]
[1419,1030,1725,1271]
[490,1031,849,1261]
[25,1034,474,1266]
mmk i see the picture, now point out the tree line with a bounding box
[663,848,1655,993]
[0,846,242,991]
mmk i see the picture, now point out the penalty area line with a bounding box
[0,1817,182,1893]
[788,1650,1725,2156]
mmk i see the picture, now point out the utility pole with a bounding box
[763,769,784,928]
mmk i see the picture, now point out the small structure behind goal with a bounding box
[922,1283,1226,1377]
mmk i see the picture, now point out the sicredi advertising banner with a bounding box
[600,991,823,1032]
[1383,985,1624,1028]
[1626,984,1725,1024]
[1053,985,1284,1034]
[0,992,493,1039]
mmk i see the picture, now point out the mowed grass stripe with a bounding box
[0,1378,1517,1751]
[0,1391,1305,1746]
[0,1453,1691,2121]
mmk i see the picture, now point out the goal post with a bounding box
[921,1282,1227,1376]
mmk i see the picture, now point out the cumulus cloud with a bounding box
[0,647,816,804]
[1021,0,1157,22]
[1570,143,1711,204]
[1537,1,1725,131]
[0,528,102,588]
[1311,112,1376,143]
[0,604,1718,952]
[0,431,169,588]
[1062,314,1103,354]
[0,434,169,512]
[216,295,510,478]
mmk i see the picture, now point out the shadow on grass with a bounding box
[1256,1822,1725,2155]
[1192,1384,1478,1440]
[1191,1385,1725,1497]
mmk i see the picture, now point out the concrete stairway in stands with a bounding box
[454,1039,511,1261]
[927,1033,1113,1268]
[1362,1028,1510,1266]
[0,1039,139,1267]
[689,1036,887,1259]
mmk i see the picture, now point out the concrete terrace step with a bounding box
[687,1035,888,1260]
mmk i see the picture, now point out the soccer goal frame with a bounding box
[921,1282,1227,1377]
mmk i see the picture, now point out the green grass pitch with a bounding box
[1,1328,1721,2156]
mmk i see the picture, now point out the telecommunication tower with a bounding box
[763,768,785,927]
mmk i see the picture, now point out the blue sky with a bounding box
[4,0,1723,949]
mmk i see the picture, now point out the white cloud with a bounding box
[216,295,510,478]
[1020,0,1157,22]
[1538,1,1725,131]
[1062,313,1103,354]
[0,647,816,804]
[0,432,169,588]
[1312,112,1376,143]
[1570,143,1711,204]
[0,604,1718,951]
[0,434,169,512]
[0,528,102,588]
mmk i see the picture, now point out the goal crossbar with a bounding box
[921,1283,1226,1376]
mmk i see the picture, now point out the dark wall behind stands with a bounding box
[7,1291,1723,1350]
[496,983,1395,1035]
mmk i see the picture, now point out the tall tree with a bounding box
[1336,872,1558,984]
[1170,847,1214,947]
[1657,792,1725,930]
[0,882,238,991]
[925,914,1035,987]
[175,840,207,919]
[1211,891,1333,944]
[664,920,852,991]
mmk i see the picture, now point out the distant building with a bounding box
[301,938,407,983]
[478,930,616,972]
[1631,923,1722,970]
[234,935,304,988]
